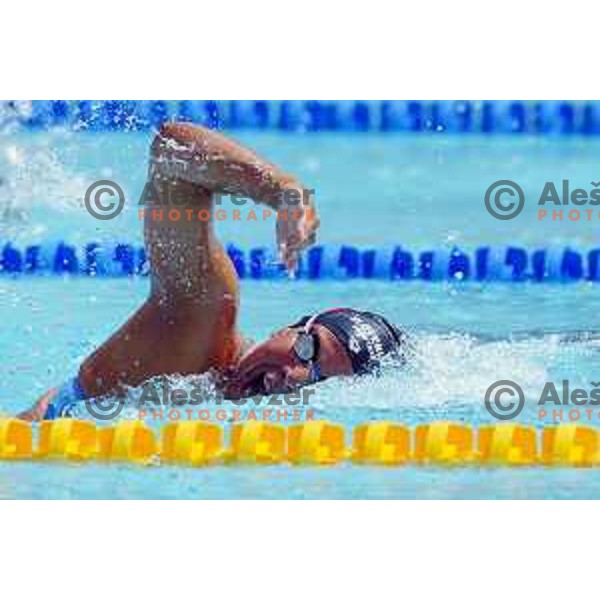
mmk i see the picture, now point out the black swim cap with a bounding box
[291,308,407,375]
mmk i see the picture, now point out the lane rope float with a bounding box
[3,100,600,135]
[2,242,599,282]
[2,419,600,467]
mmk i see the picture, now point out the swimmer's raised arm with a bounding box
[153,123,289,202]
[17,123,319,421]
[152,123,318,269]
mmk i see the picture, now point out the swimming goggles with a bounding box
[291,314,322,384]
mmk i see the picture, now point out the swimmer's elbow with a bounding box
[156,122,209,147]
[158,122,185,140]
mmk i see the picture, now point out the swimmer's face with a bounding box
[224,324,354,398]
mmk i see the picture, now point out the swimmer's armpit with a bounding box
[150,122,295,208]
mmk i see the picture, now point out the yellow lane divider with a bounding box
[2,419,600,467]
[0,419,32,460]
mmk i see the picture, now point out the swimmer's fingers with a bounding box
[301,213,319,249]
[291,215,319,264]
[280,227,308,270]
[275,189,319,273]
[286,253,299,273]
[282,237,316,274]
[276,221,298,270]
[281,216,319,272]
[298,231,317,254]
[279,242,299,273]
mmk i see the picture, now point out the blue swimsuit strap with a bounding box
[43,376,87,420]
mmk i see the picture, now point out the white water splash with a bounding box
[0,139,86,240]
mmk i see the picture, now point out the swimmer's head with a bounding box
[225,308,407,397]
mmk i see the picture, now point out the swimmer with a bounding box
[18,123,406,421]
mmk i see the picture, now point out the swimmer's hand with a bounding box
[276,179,319,273]
[17,388,57,421]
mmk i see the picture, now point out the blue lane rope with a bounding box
[2,100,600,134]
[1,242,599,281]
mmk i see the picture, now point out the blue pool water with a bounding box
[1,129,600,499]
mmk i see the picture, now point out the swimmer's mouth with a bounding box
[245,376,298,396]
[252,377,307,396]
[221,373,268,399]
[225,373,301,398]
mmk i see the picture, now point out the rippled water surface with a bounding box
[1,131,599,498]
